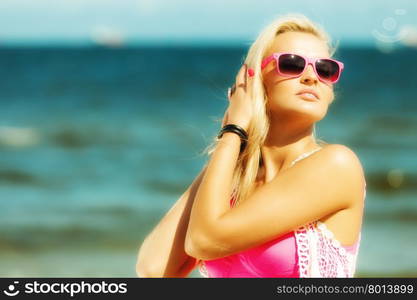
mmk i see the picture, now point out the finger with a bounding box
[248,68,255,78]
[235,64,246,82]
[229,84,236,99]
[247,67,254,95]
[244,64,248,87]
[235,64,247,91]
[243,64,248,92]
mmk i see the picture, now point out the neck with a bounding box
[258,115,321,184]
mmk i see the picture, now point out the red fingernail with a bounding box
[248,68,255,77]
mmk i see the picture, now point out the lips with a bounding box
[296,88,319,101]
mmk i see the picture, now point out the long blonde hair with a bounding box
[200,13,340,207]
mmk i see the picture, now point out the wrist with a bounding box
[221,131,242,141]
[217,124,248,153]
[217,131,247,153]
[226,122,248,132]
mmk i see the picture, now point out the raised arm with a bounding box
[185,144,365,260]
[135,163,208,277]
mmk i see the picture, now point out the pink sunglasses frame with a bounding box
[261,52,344,84]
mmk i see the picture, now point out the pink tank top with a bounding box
[198,147,365,278]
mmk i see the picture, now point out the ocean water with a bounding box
[0,45,416,277]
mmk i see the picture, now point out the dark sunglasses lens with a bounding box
[316,59,340,82]
[278,54,305,75]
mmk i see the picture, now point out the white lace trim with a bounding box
[294,220,360,277]
[198,260,210,278]
[294,222,311,277]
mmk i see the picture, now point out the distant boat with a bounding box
[90,25,125,48]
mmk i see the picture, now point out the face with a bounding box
[262,31,335,124]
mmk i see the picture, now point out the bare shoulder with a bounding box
[319,144,363,165]
[317,144,366,205]
[287,143,366,209]
[320,144,364,173]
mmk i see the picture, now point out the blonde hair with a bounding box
[199,13,340,207]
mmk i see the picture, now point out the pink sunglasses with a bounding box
[261,52,344,84]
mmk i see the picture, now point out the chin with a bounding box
[295,105,327,121]
[269,100,327,119]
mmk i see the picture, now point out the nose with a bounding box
[299,63,318,84]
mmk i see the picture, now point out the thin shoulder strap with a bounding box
[290,147,323,167]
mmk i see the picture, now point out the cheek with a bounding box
[264,86,286,110]
[263,78,292,100]
[264,89,294,116]
[323,87,334,105]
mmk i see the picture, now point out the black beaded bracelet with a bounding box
[218,124,248,140]
[217,124,248,153]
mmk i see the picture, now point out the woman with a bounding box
[136,13,366,278]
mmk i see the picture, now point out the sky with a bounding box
[0,0,417,47]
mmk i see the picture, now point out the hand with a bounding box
[221,64,254,132]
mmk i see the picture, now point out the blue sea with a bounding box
[0,45,416,277]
